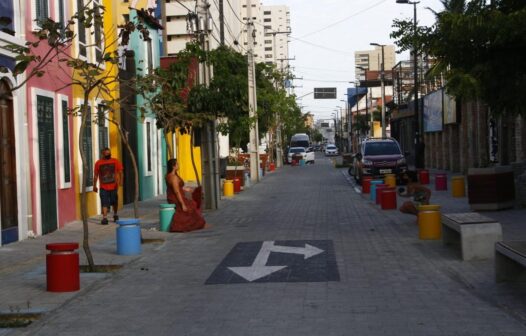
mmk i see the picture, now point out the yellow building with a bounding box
[71,0,123,218]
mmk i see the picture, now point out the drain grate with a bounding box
[0,313,42,328]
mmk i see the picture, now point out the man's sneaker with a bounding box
[101,218,109,225]
[113,215,119,222]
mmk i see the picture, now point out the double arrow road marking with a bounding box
[228,241,324,282]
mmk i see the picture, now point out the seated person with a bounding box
[398,172,431,215]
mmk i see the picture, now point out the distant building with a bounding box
[355,45,396,82]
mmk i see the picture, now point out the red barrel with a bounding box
[435,173,447,191]
[381,188,397,210]
[418,169,430,185]
[362,176,373,194]
[269,163,275,172]
[46,243,80,292]
[375,184,389,205]
[233,178,241,193]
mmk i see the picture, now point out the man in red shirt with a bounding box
[94,147,123,225]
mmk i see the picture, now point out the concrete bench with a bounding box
[442,212,502,261]
[496,241,526,282]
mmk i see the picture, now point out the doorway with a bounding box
[0,79,19,244]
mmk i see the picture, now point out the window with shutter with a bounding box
[62,100,71,184]
[97,104,108,152]
[94,0,104,63]
[35,0,49,25]
[77,0,87,57]
[82,105,93,187]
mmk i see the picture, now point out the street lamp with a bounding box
[340,100,348,152]
[370,42,386,138]
[331,112,337,146]
[356,66,370,136]
[396,0,422,168]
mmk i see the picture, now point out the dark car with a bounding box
[350,138,408,184]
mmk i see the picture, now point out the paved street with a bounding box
[3,153,526,335]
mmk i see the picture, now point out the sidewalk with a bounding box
[0,196,169,328]
[2,156,526,335]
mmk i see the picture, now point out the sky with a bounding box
[262,0,445,121]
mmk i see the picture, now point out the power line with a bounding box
[299,0,389,39]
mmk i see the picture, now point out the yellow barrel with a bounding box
[451,176,465,197]
[417,206,442,240]
[384,174,396,187]
[223,180,234,197]
[417,204,441,212]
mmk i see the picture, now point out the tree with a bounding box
[391,0,526,115]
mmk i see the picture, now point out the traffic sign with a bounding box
[314,87,337,99]
[205,240,340,284]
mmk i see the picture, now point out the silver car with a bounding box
[288,147,315,164]
[324,144,339,156]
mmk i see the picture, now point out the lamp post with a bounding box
[331,113,337,147]
[356,66,370,136]
[396,0,422,168]
[340,99,348,152]
[370,43,386,138]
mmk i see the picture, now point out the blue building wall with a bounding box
[129,8,166,201]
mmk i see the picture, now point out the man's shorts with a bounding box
[100,189,118,208]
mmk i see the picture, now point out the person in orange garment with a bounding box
[398,172,432,215]
[165,158,206,232]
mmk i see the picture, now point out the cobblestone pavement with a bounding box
[3,153,526,335]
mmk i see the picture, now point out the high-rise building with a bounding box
[162,1,290,67]
[163,0,244,55]
[354,45,396,82]
[260,5,290,68]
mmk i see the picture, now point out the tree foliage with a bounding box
[391,0,526,115]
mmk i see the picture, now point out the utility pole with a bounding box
[267,30,290,168]
[370,43,386,138]
[219,0,225,45]
[195,0,219,210]
[247,0,259,183]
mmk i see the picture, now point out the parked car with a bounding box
[324,144,339,156]
[287,147,315,164]
[350,138,408,184]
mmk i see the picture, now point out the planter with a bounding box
[467,166,515,211]
[226,166,245,186]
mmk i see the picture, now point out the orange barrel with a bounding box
[233,177,241,193]
[269,162,275,172]
[451,175,465,197]
[418,169,430,185]
[375,184,389,205]
[362,176,373,194]
[223,180,234,197]
[384,174,396,187]
[381,187,397,210]
[417,205,442,240]
[435,173,447,191]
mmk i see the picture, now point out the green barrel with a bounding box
[159,204,176,232]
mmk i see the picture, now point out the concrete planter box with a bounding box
[226,166,245,186]
[467,166,515,210]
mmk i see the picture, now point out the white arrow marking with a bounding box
[228,241,324,282]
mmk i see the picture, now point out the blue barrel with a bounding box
[116,219,141,255]
[370,180,384,202]
[299,159,306,166]
[159,204,175,232]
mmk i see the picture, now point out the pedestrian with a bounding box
[93,147,123,225]
[165,158,206,232]
[398,171,431,215]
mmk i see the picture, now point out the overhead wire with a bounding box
[299,0,389,39]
